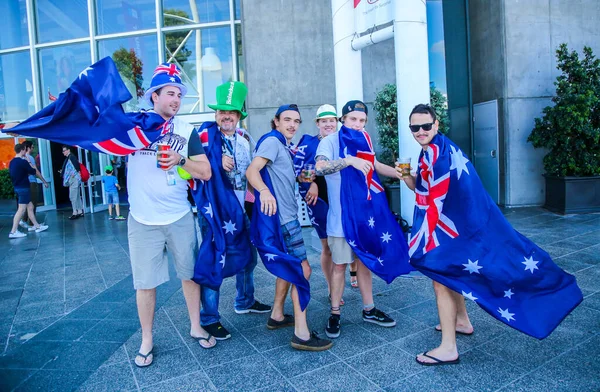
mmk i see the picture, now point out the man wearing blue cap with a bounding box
[128,63,215,367]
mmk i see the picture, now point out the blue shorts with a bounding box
[281,219,308,261]
[15,188,31,205]
[106,191,119,205]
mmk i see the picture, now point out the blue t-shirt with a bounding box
[102,175,118,192]
[9,157,36,189]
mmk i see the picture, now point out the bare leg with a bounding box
[135,288,156,366]
[26,203,40,227]
[115,204,121,216]
[182,279,215,348]
[435,295,474,334]
[320,239,333,293]
[417,282,460,363]
[330,263,346,315]
[11,205,27,233]
[356,260,374,309]
[292,260,312,340]
[270,278,291,321]
[108,204,113,216]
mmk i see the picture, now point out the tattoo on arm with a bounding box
[315,155,348,176]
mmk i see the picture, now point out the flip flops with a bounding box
[415,351,460,366]
[434,325,474,336]
[192,334,216,349]
[135,348,154,368]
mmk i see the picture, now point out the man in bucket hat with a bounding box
[197,82,272,341]
[129,63,215,367]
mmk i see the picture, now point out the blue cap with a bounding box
[143,63,187,106]
[275,104,300,117]
[341,100,368,120]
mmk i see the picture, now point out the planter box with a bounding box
[384,183,401,214]
[544,175,600,214]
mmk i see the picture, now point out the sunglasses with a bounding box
[409,123,434,133]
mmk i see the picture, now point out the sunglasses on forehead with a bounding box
[409,122,434,133]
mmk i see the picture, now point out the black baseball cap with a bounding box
[340,100,368,121]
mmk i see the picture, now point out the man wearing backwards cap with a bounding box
[128,63,214,367]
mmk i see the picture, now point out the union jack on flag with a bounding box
[354,131,384,200]
[153,63,181,77]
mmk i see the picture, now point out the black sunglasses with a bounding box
[409,123,434,133]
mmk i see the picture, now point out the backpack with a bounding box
[79,163,90,182]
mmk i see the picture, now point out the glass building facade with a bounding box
[0,0,243,212]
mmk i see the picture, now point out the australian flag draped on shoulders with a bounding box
[339,126,413,283]
[192,122,252,290]
[3,57,169,154]
[409,134,583,339]
[293,134,328,239]
[251,130,311,310]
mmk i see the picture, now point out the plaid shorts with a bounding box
[281,219,307,261]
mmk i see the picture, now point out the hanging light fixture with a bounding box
[201,47,222,71]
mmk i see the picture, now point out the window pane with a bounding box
[95,0,156,36]
[39,44,91,106]
[162,0,230,26]
[98,35,159,110]
[235,24,244,83]
[35,0,89,44]
[164,27,232,114]
[235,0,241,20]
[0,51,34,122]
[1,0,29,49]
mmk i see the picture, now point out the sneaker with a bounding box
[68,215,79,220]
[109,215,115,220]
[35,225,49,233]
[235,300,272,314]
[28,226,37,232]
[291,331,333,352]
[8,231,27,239]
[267,314,295,330]
[203,322,231,340]
[325,314,341,338]
[362,308,396,327]
[115,216,126,221]
[19,220,29,229]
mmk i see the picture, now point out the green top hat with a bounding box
[207,81,248,120]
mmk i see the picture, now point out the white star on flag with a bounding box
[222,220,237,235]
[265,253,277,261]
[368,217,375,228]
[522,256,539,274]
[381,232,392,243]
[348,240,356,247]
[203,204,213,218]
[219,255,226,268]
[498,307,515,322]
[450,145,470,180]
[169,76,176,82]
[504,289,514,299]
[377,257,384,265]
[79,66,93,79]
[462,291,478,301]
[462,259,483,274]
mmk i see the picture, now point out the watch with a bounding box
[178,156,186,166]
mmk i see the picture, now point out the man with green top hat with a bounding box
[197,81,272,341]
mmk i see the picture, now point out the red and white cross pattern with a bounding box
[89,119,172,156]
[354,131,384,200]
[153,63,180,77]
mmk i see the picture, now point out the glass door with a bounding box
[81,150,109,213]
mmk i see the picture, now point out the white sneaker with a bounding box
[19,220,29,229]
[9,231,27,239]
[28,226,37,232]
[35,225,49,233]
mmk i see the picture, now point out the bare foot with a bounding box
[135,340,154,367]
[434,322,474,335]
[416,346,458,365]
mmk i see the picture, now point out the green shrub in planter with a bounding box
[0,169,15,200]
[528,44,600,176]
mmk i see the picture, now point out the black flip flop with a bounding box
[434,326,474,336]
[135,349,154,368]
[415,351,460,366]
[192,334,216,349]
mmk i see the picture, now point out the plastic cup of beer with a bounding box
[303,164,315,182]
[396,157,411,177]
[156,143,171,170]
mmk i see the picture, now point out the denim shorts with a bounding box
[106,191,119,205]
[281,219,308,261]
[15,188,31,205]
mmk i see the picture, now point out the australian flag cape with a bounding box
[251,130,310,310]
[409,134,583,339]
[192,122,252,290]
[338,126,413,283]
[293,134,328,239]
[2,57,168,155]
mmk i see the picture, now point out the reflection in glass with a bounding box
[38,43,91,107]
[0,138,16,170]
[95,0,156,36]
[1,0,29,49]
[98,35,159,110]
[162,0,230,25]
[35,0,89,44]
[0,51,34,122]
[235,0,241,20]
[235,24,244,83]
[164,27,232,114]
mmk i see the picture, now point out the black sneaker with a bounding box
[267,314,295,330]
[291,331,333,351]
[325,314,341,338]
[362,308,396,327]
[234,300,272,314]
[203,322,231,340]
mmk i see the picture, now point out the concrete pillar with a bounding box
[394,0,431,225]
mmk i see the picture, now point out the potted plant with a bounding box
[373,83,449,214]
[528,44,600,214]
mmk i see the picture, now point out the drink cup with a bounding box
[156,143,171,170]
[396,157,411,177]
[303,164,315,182]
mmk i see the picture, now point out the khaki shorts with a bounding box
[128,212,197,290]
[328,236,356,265]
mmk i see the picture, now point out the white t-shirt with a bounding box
[127,116,198,225]
[315,132,344,237]
[220,130,252,207]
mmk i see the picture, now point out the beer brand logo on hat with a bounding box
[208,81,248,120]
[226,82,235,105]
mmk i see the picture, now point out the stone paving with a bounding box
[0,207,598,391]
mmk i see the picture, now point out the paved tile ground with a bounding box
[0,207,598,391]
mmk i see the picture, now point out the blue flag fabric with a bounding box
[3,57,168,155]
[338,126,413,283]
[192,122,253,290]
[409,134,583,339]
[251,130,310,310]
[293,134,328,239]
